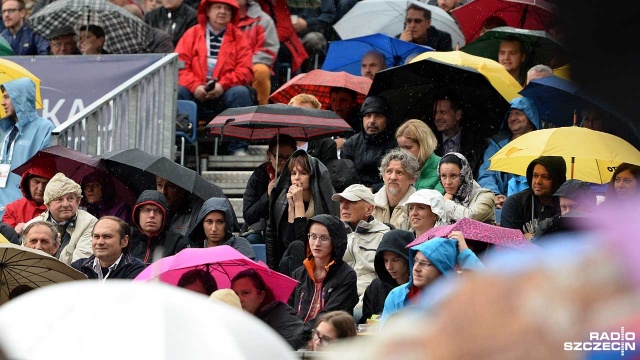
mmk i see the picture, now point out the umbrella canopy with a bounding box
[0,37,13,55]
[488,127,640,184]
[0,58,42,118]
[134,246,299,303]
[321,33,433,76]
[269,69,372,109]
[519,76,640,146]
[0,243,87,305]
[451,0,558,43]
[206,104,353,142]
[334,0,466,48]
[406,217,531,250]
[369,50,522,137]
[0,281,298,359]
[26,0,146,54]
[461,26,568,68]
[99,148,225,201]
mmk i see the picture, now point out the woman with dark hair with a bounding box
[231,269,305,349]
[78,25,111,55]
[242,134,297,244]
[81,172,132,224]
[310,311,357,351]
[264,150,338,273]
[606,163,640,201]
[438,152,495,224]
[177,268,218,296]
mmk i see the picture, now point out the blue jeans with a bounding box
[178,85,252,153]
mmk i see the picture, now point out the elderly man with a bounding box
[21,220,59,256]
[72,216,146,280]
[332,184,390,307]
[525,64,553,85]
[372,148,419,230]
[129,190,190,265]
[2,166,54,233]
[27,173,97,265]
[398,4,452,51]
[341,96,398,191]
[47,26,80,55]
[360,50,387,80]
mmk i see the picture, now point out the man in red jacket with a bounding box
[2,166,54,234]
[175,0,254,155]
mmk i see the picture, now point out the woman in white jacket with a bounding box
[438,152,496,224]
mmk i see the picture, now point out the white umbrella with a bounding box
[0,281,298,360]
[333,0,466,48]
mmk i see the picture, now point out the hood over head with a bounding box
[188,197,236,242]
[402,189,448,226]
[197,0,240,27]
[526,156,567,193]
[132,190,168,235]
[374,229,413,286]
[20,166,55,200]
[360,95,391,119]
[554,179,596,207]
[438,152,474,206]
[0,78,38,129]
[304,214,348,263]
[408,237,459,287]
[501,97,541,132]
[80,171,116,206]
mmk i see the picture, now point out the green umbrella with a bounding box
[461,26,568,69]
[0,37,14,56]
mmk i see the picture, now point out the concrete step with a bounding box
[229,198,244,226]
[201,171,253,198]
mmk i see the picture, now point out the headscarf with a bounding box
[438,152,474,207]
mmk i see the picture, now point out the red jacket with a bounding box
[238,0,279,68]
[257,0,308,72]
[2,166,54,227]
[175,0,254,93]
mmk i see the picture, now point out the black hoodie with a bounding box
[359,229,413,324]
[500,156,567,235]
[129,190,190,265]
[289,214,358,338]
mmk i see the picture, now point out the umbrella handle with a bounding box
[573,110,578,126]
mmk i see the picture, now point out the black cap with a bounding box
[48,26,76,41]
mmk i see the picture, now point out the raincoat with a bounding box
[257,0,308,72]
[238,0,279,67]
[257,300,306,350]
[380,237,484,324]
[188,197,255,260]
[2,166,54,227]
[0,78,54,215]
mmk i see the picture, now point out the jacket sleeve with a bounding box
[498,194,523,231]
[254,15,280,67]
[264,205,279,270]
[72,216,97,262]
[218,29,254,90]
[35,33,49,55]
[359,283,374,324]
[2,206,18,228]
[457,248,484,271]
[175,27,203,93]
[172,233,191,255]
[242,169,270,228]
[271,304,306,350]
[476,139,503,195]
[444,189,496,223]
[304,0,336,34]
[340,137,354,160]
[232,236,256,260]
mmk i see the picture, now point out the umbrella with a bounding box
[0,58,42,118]
[207,104,354,142]
[406,217,531,249]
[268,69,372,109]
[0,281,298,359]
[26,0,146,54]
[519,75,640,145]
[0,37,13,56]
[99,148,225,201]
[461,26,568,68]
[487,127,640,184]
[320,33,434,76]
[134,245,299,303]
[334,0,466,48]
[0,243,87,305]
[368,50,522,137]
[451,0,558,44]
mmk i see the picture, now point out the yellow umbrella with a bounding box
[0,58,43,117]
[488,127,640,184]
[410,50,523,103]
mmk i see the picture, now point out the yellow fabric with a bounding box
[410,51,523,103]
[0,234,8,244]
[553,64,571,81]
[488,127,640,184]
[0,58,43,117]
[252,64,271,105]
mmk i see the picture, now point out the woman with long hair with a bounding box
[396,119,444,193]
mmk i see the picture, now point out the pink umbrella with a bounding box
[407,218,531,249]
[134,246,299,302]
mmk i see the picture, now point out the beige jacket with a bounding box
[372,186,416,230]
[444,181,496,224]
[28,209,97,265]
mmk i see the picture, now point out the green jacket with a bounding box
[415,154,445,194]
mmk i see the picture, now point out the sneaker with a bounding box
[233,150,248,157]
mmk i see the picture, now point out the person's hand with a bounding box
[290,183,303,203]
[523,232,533,240]
[495,194,507,209]
[334,137,345,150]
[14,222,26,235]
[293,17,307,32]
[206,82,225,100]
[268,179,276,197]
[194,85,208,102]
[449,230,468,252]
[399,28,413,42]
[444,192,454,201]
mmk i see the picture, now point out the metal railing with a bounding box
[50,53,179,158]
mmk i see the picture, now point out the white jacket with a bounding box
[372,186,416,230]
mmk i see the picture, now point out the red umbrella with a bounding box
[268,69,372,109]
[206,104,353,142]
[451,0,558,44]
[407,218,531,249]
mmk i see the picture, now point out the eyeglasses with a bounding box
[405,18,426,24]
[312,330,334,346]
[269,152,292,164]
[140,207,162,215]
[2,8,20,14]
[308,233,331,244]
[413,258,434,269]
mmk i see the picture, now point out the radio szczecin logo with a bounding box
[564,328,636,356]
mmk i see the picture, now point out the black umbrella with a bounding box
[367,57,512,138]
[98,149,224,201]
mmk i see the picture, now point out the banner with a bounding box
[4,54,166,127]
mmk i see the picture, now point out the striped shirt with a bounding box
[206,24,225,80]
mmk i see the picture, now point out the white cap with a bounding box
[331,184,375,205]
[401,189,446,222]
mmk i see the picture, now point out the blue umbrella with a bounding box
[321,33,433,76]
